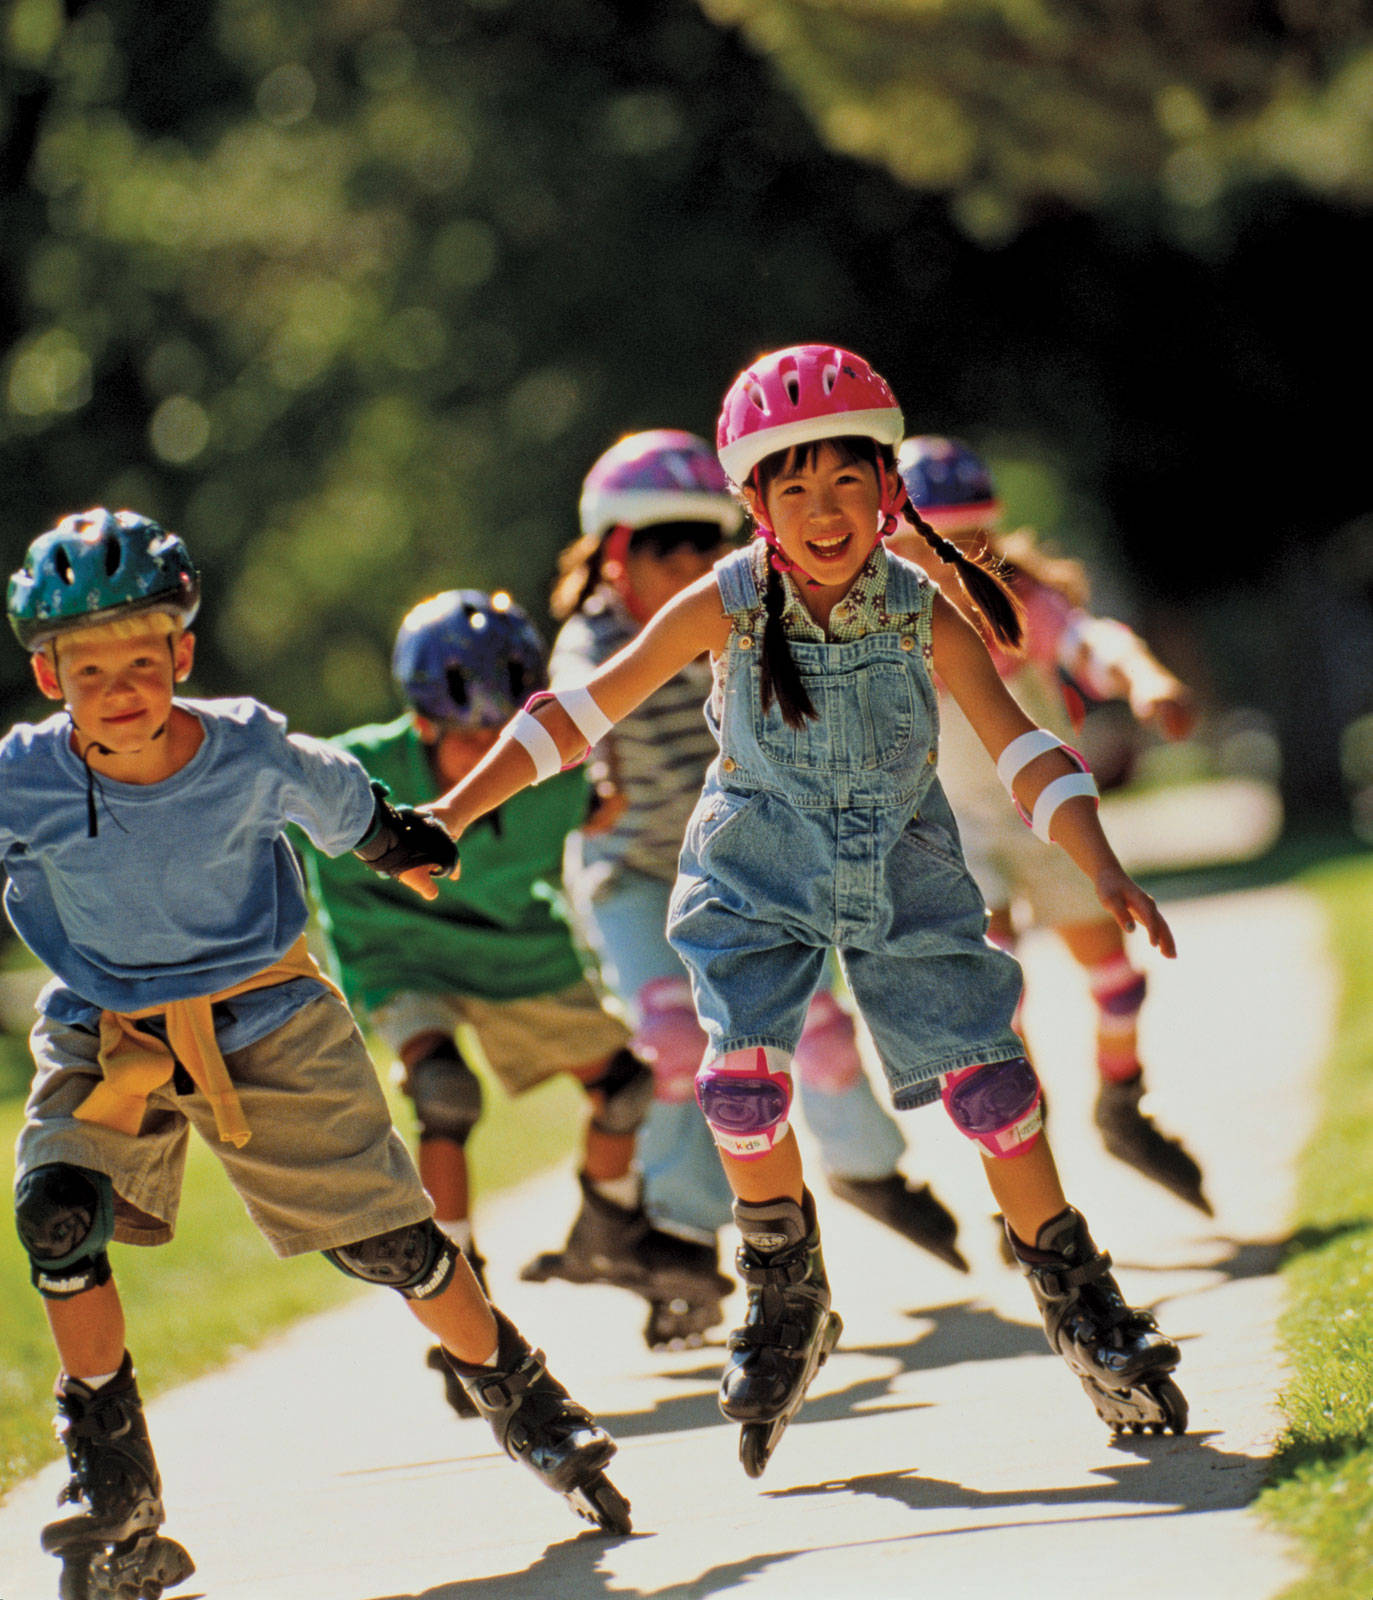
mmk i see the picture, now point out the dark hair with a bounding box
[749,436,1024,730]
[550,520,730,620]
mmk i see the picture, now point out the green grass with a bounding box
[0,1050,582,1501]
[1258,852,1373,1598]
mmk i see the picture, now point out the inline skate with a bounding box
[720,1191,842,1478]
[521,1172,733,1349]
[1095,1074,1212,1216]
[42,1353,194,1600]
[439,1309,632,1533]
[1008,1206,1188,1435]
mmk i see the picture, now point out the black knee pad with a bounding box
[15,1163,115,1299]
[324,1218,458,1301]
[408,1040,483,1144]
[585,1047,655,1136]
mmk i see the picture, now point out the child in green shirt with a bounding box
[304,590,730,1398]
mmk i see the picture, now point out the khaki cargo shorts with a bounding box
[370,978,631,1093]
[15,992,432,1257]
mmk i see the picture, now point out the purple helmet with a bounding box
[392,590,548,728]
[578,429,743,542]
[897,436,1002,535]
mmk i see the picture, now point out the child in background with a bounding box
[890,437,1209,1214]
[552,429,967,1349]
[421,347,1189,1479]
[304,587,727,1401]
[4,514,631,1599]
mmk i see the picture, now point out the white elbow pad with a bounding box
[996,727,1098,842]
[555,684,614,746]
[506,709,562,784]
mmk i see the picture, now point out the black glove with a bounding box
[353,782,458,880]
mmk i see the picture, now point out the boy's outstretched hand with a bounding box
[1095,866,1176,957]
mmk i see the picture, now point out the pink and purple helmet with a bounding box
[578,429,743,542]
[897,436,1002,536]
[716,345,905,489]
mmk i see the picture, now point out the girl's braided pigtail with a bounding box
[550,531,609,621]
[760,560,817,728]
[906,507,1024,650]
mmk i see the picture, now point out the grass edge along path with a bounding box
[1259,852,1373,1600]
[0,1057,583,1503]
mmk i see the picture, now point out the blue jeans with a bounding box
[567,856,905,1237]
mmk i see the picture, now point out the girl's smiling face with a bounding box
[746,440,899,598]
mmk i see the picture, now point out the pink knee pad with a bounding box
[695,1046,795,1160]
[794,990,863,1093]
[940,1057,1044,1158]
[633,977,706,1104]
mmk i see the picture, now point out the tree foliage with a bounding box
[695,0,1373,241]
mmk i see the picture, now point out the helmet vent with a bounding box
[53,545,74,585]
[744,381,768,414]
[821,362,838,393]
[507,660,529,703]
[783,375,800,405]
[443,667,471,713]
[103,538,122,577]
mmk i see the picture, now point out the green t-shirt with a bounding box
[302,715,590,1009]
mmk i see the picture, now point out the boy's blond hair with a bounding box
[42,610,181,664]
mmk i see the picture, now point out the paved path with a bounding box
[0,887,1331,1600]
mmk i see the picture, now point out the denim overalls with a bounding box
[667,545,1025,1111]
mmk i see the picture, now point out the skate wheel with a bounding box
[90,1532,195,1600]
[565,1473,633,1535]
[1147,1376,1189,1435]
[740,1422,777,1479]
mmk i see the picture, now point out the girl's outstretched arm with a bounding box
[422,573,730,852]
[931,592,1175,957]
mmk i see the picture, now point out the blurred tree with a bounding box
[695,0,1373,243]
[0,0,1367,825]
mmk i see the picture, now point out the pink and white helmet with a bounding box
[578,429,743,542]
[716,345,905,488]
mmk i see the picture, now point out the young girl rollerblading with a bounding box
[552,430,967,1347]
[421,346,1188,1478]
[3,513,631,1596]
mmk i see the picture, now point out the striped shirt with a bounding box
[551,590,717,884]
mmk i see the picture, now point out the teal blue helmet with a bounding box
[7,508,200,650]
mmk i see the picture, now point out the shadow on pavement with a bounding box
[364,1433,1266,1600]
[592,1300,1047,1440]
[765,1430,1264,1519]
[367,1538,813,1600]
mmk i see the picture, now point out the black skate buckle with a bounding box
[472,1349,546,1410]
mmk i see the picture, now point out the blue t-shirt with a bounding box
[0,697,376,1051]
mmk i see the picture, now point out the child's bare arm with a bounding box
[424,576,730,845]
[931,594,1175,956]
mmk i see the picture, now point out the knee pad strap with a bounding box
[15,1163,115,1299]
[324,1219,458,1301]
[696,1046,794,1160]
[407,1040,484,1144]
[585,1047,655,1136]
[941,1057,1044,1158]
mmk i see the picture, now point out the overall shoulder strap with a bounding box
[715,544,762,617]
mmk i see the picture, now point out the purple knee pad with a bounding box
[695,1046,795,1160]
[940,1057,1044,1158]
[634,976,706,1104]
[794,989,863,1093]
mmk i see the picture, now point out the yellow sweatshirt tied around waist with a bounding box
[74,936,343,1148]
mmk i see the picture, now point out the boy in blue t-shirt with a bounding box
[4,511,631,1594]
